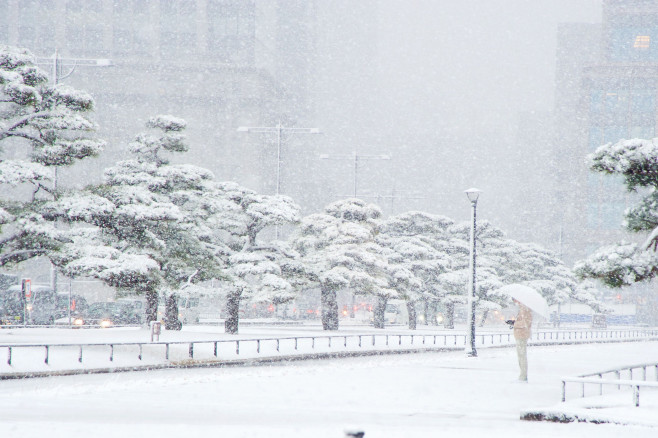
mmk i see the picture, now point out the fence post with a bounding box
[189,343,194,358]
[257,340,260,354]
[634,385,640,407]
[138,344,142,361]
[7,346,11,366]
[236,340,240,355]
[358,336,361,348]
[110,344,114,362]
[276,339,280,352]
[214,342,218,357]
[372,335,376,346]
[44,345,49,364]
[562,381,566,402]
[79,345,83,363]
[166,343,170,360]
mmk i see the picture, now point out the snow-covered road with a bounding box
[0,339,656,438]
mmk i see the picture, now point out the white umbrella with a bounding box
[498,284,549,319]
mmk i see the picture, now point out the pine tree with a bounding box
[48,116,223,325]
[0,45,104,267]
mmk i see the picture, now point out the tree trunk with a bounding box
[407,301,417,330]
[444,301,455,329]
[225,292,241,334]
[320,285,339,330]
[165,293,182,330]
[422,300,429,325]
[145,290,158,324]
[429,301,439,325]
[373,295,388,329]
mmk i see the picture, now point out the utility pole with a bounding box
[319,152,391,198]
[237,121,321,238]
[319,152,392,318]
[35,50,113,295]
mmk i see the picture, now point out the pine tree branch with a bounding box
[0,249,46,267]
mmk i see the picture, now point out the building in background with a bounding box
[553,0,658,265]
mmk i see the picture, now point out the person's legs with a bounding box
[516,339,528,381]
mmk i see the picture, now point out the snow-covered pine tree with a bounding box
[377,211,454,329]
[292,198,390,330]
[0,45,104,267]
[215,182,301,334]
[575,139,658,293]
[48,116,224,325]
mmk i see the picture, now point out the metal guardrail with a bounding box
[1,328,657,371]
[561,361,658,407]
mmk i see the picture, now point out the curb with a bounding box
[0,345,460,380]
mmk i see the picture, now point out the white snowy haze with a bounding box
[5,0,603,257]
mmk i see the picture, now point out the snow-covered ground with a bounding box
[0,326,656,437]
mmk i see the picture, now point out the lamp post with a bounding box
[237,121,321,197]
[237,121,320,239]
[319,152,391,198]
[35,50,112,297]
[465,188,481,357]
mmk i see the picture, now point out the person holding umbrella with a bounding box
[511,298,533,381]
[499,284,549,382]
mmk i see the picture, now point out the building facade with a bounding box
[555,0,658,265]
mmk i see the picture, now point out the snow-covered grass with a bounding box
[0,337,656,437]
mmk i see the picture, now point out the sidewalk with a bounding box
[0,338,656,437]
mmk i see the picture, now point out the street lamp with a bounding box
[465,188,481,357]
[237,121,321,197]
[237,121,321,239]
[319,152,391,198]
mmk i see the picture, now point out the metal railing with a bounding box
[561,362,658,407]
[0,328,657,373]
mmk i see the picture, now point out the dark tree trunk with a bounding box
[165,293,182,330]
[422,300,429,325]
[444,301,455,329]
[407,301,417,330]
[320,285,339,330]
[373,295,388,329]
[225,292,241,334]
[145,290,158,324]
[428,301,439,325]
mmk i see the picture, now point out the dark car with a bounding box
[77,302,142,328]
[0,285,57,325]
[55,294,89,320]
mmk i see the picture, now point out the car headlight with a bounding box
[100,319,112,328]
[73,318,84,326]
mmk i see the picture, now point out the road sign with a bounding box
[22,278,32,299]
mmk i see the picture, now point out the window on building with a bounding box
[605,90,629,114]
[604,125,627,144]
[160,0,197,58]
[207,0,255,65]
[634,35,651,49]
[112,0,149,55]
[631,88,655,113]
[65,0,106,57]
[590,90,604,114]
[610,26,658,61]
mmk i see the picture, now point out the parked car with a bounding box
[0,284,56,325]
[55,294,89,320]
[76,301,142,328]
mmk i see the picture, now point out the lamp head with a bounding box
[465,188,482,203]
